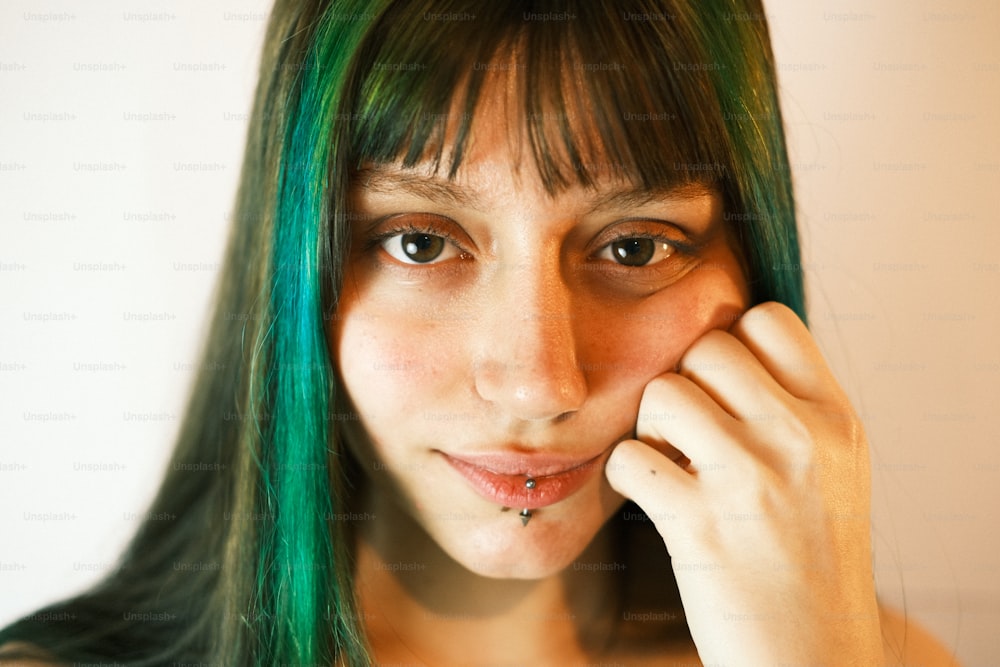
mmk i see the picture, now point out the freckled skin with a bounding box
[320,61,951,667]
[330,90,749,581]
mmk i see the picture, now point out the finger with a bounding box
[605,439,694,535]
[635,372,742,469]
[677,328,794,424]
[728,301,842,402]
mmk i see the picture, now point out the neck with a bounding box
[352,486,620,665]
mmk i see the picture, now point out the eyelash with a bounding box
[603,231,698,257]
[361,217,699,267]
[364,222,468,255]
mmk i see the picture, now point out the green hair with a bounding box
[0,1,803,665]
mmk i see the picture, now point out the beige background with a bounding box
[766,1,999,662]
[1,0,997,663]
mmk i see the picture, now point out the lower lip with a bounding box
[442,453,605,510]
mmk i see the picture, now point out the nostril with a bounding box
[473,360,587,422]
[553,410,576,424]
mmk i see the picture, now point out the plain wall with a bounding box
[766,1,999,662]
[1,1,997,663]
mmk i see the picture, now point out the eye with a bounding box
[597,238,676,267]
[381,231,462,264]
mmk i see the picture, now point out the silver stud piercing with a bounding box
[520,508,532,526]
[525,478,536,489]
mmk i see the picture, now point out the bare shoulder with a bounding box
[0,642,63,666]
[880,604,962,666]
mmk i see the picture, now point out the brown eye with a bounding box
[400,233,445,263]
[375,214,468,266]
[606,238,675,267]
[611,239,654,266]
[381,231,460,265]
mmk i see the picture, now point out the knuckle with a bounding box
[678,329,733,374]
[637,375,686,427]
[641,373,686,404]
[749,300,796,323]
[731,300,799,339]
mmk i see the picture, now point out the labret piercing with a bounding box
[520,478,537,527]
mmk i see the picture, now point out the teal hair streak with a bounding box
[700,0,807,322]
[0,3,808,666]
[252,1,804,663]
[253,2,383,664]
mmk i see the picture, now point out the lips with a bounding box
[441,449,609,510]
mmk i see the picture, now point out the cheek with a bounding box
[332,246,748,438]
[586,260,748,392]
[332,296,467,438]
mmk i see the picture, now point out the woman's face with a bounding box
[331,91,750,580]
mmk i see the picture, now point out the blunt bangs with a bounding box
[347,1,734,193]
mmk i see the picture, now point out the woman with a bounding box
[0,1,958,664]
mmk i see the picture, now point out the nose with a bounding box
[473,255,588,422]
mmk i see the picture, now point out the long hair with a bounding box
[0,1,803,665]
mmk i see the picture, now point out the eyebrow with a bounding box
[354,167,487,212]
[352,166,715,216]
[585,182,715,214]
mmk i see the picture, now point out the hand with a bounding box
[605,301,883,665]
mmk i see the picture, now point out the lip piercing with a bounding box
[525,478,536,489]
[519,508,532,526]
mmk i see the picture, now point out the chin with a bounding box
[424,487,627,581]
